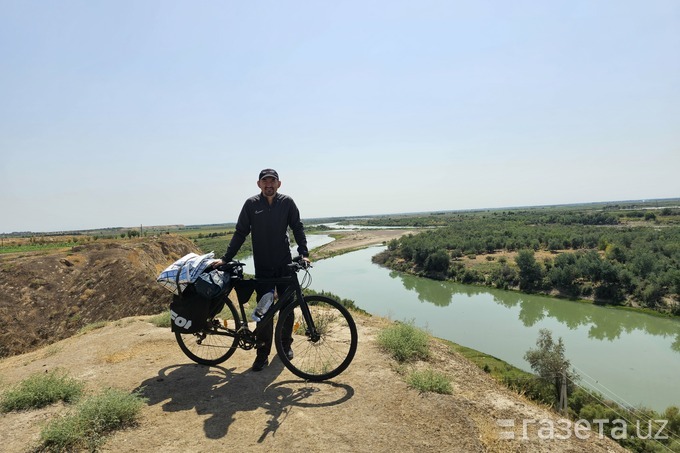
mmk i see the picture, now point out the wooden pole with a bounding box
[560,369,568,415]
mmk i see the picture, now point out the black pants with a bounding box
[254,268,294,359]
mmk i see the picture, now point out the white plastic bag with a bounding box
[156,252,217,294]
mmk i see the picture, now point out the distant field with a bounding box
[3,199,678,255]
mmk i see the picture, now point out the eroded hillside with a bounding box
[0,236,197,358]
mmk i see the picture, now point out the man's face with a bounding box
[257,176,281,197]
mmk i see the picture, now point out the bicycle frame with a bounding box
[227,264,318,343]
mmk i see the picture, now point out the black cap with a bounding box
[259,168,279,180]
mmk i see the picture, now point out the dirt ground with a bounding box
[0,231,626,452]
[0,315,624,453]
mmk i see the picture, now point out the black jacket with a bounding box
[222,192,308,276]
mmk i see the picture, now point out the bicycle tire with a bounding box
[175,297,241,366]
[275,295,358,381]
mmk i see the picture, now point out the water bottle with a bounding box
[252,290,275,322]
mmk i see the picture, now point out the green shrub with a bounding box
[461,268,484,284]
[407,369,452,394]
[0,369,84,412]
[78,388,146,435]
[39,388,147,452]
[39,413,83,452]
[149,310,171,328]
[377,320,430,362]
[78,321,108,335]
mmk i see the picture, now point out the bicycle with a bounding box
[174,257,358,381]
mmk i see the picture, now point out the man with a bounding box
[215,168,309,371]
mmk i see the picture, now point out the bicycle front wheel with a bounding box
[275,295,358,381]
[175,297,240,366]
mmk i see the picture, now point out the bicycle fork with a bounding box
[297,289,321,342]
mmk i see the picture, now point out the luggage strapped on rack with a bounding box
[157,253,230,333]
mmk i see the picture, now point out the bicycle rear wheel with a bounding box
[275,295,358,381]
[175,297,240,366]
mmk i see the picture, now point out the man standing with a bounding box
[216,168,309,371]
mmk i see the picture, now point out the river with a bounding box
[311,244,680,413]
[243,235,680,412]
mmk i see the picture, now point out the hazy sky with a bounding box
[1,1,678,233]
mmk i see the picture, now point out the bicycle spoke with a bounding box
[276,295,357,381]
[175,298,241,366]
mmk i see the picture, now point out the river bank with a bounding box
[306,240,680,417]
[310,228,680,324]
[311,228,417,260]
[331,229,679,321]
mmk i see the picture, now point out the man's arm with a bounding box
[288,200,308,258]
[220,203,250,263]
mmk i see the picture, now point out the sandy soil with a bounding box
[0,319,624,453]
[0,230,626,452]
[312,229,418,260]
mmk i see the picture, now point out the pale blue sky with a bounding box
[1,1,678,233]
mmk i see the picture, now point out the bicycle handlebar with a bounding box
[290,255,312,271]
[215,261,244,272]
[215,256,310,273]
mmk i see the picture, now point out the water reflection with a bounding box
[391,271,453,306]
[391,270,680,352]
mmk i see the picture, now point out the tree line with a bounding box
[374,207,680,315]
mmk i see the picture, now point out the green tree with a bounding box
[593,260,625,303]
[638,281,664,308]
[604,244,627,263]
[490,263,518,289]
[548,265,580,298]
[664,406,680,438]
[631,252,656,279]
[515,249,543,291]
[424,250,450,274]
[524,329,578,408]
[400,244,414,261]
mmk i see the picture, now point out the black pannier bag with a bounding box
[169,269,230,334]
[170,285,212,333]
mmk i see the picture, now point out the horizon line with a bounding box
[2,196,679,236]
